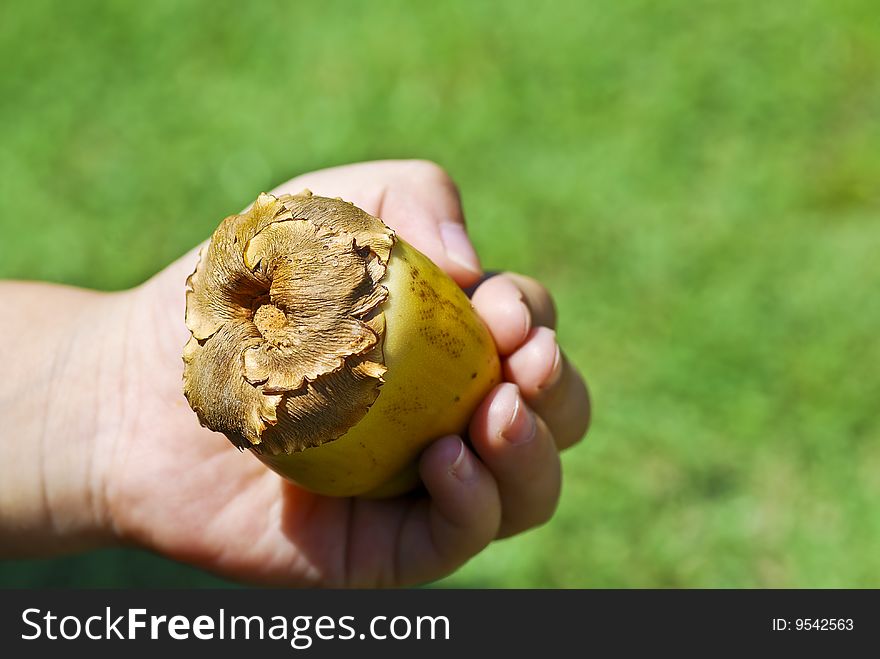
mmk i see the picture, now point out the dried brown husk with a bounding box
[183,191,395,454]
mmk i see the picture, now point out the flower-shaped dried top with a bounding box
[182,191,395,455]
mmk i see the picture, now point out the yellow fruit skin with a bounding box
[257,238,501,497]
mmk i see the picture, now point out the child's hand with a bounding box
[0,160,590,587]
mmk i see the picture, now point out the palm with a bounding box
[110,389,417,586]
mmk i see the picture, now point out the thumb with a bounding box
[374,160,483,288]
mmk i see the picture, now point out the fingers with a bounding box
[471,273,557,355]
[271,160,483,287]
[470,271,588,450]
[503,327,591,450]
[394,435,501,584]
[469,383,562,538]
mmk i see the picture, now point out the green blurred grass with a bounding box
[2,0,879,587]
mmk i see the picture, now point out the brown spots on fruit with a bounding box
[417,325,465,359]
[409,267,441,305]
[405,264,493,361]
[383,396,429,429]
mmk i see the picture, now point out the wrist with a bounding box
[0,284,135,556]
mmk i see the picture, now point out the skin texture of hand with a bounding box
[0,160,590,586]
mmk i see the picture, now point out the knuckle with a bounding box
[557,433,580,452]
[474,273,518,300]
[502,273,557,326]
[501,492,559,537]
[533,498,559,529]
[404,159,458,191]
[558,411,590,450]
[536,469,563,527]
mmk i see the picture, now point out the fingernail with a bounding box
[516,297,532,344]
[494,276,531,344]
[501,387,537,445]
[529,327,563,391]
[440,222,482,275]
[449,438,476,482]
[540,341,564,391]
